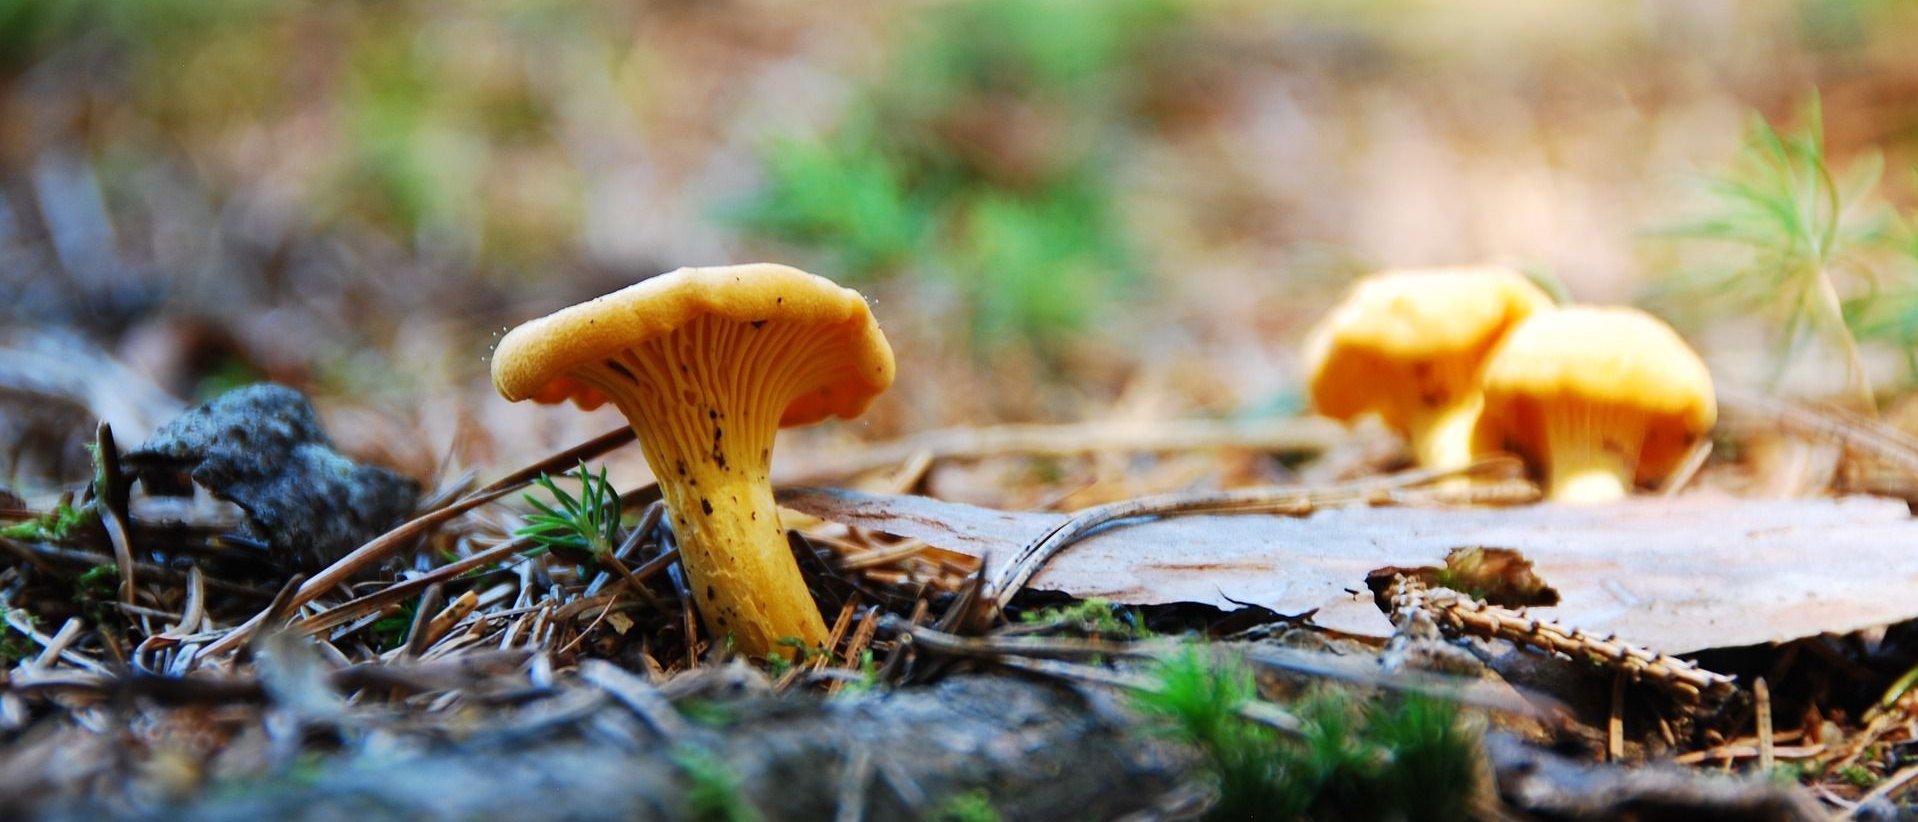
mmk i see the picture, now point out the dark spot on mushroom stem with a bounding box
[717,616,728,628]
[708,408,718,420]
[676,460,687,477]
[750,511,757,521]
[701,498,714,515]
[750,320,767,329]
[711,426,727,469]
[776,297,784,304]
[706,585,716,601]
[760,449,769,462]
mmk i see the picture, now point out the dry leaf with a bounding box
[780,488,1918,654]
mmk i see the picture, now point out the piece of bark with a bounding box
[25,675,1191,822]
[1486,732,1823,820]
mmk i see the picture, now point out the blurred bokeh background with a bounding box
[5,0,1918,494]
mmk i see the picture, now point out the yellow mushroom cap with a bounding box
[1302,266,1554,468]
[491,263,895,427]
[1473,306,1716,500]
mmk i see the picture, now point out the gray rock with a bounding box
[124,383,419,572]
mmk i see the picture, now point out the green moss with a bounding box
[0,503,97,543]
[673,747,762,822]
[1018,597,1150,638]
[1134,647,1481,821]
[1839,764,1877,788]
[930,789,1001,822]
[75,563,120,598]
[676,700,738,729]
[0,624,33,666]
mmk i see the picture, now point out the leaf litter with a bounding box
[0,386,1884,820]
[782,485,1918,654]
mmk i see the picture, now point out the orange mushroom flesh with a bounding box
[492,264,894,659]
[1304,267,1554,470]
[1473,306,1715,503]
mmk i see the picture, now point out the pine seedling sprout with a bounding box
[515,462,622,562]
[1656,97,1891,405]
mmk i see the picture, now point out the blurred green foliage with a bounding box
[729,0,1182,350]
[1654,98,1918,393]
[2,0,581,267]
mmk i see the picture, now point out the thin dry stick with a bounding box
[774,417,1354,484]
[401,584,445,660]
[1390,577,1737,704]
[1609,672,1626,762]
[30,618,84,671]
[982,458,1534,623]
[1756,677,1775,773]
[1671,744,1825,766]
[199,427,637,658]
[1720,385,1918,474]
[422,590,480,650]
[94,423,137,607]
[1657,439,1713,497]
[157,566,206,642]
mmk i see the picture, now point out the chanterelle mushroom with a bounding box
[1303,266,1553,469]
[1472,306,1715,503]
[492,263,895,658]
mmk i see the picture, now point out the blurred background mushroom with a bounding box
[1473,306,1717,503]
[1303,266,1552,470]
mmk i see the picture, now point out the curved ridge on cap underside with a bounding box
[491,263,895,422]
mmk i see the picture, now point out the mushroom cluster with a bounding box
[492,263,894,658]
[1303,267,1553,471]
[1305,268,1716,503]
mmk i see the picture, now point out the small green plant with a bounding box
[515,462,621,564]
[368,601,419,652]
[1654,97,1898,398]
[673,747,762,822]
[836,650,882,697]
[929,789,1001,822]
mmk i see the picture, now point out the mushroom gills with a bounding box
[570,315,847,657]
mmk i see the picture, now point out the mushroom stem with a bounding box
[1408,395,1483,471]
[573,317,835,659]
[1547,454,1632,503]
[1539,403,1647,504]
